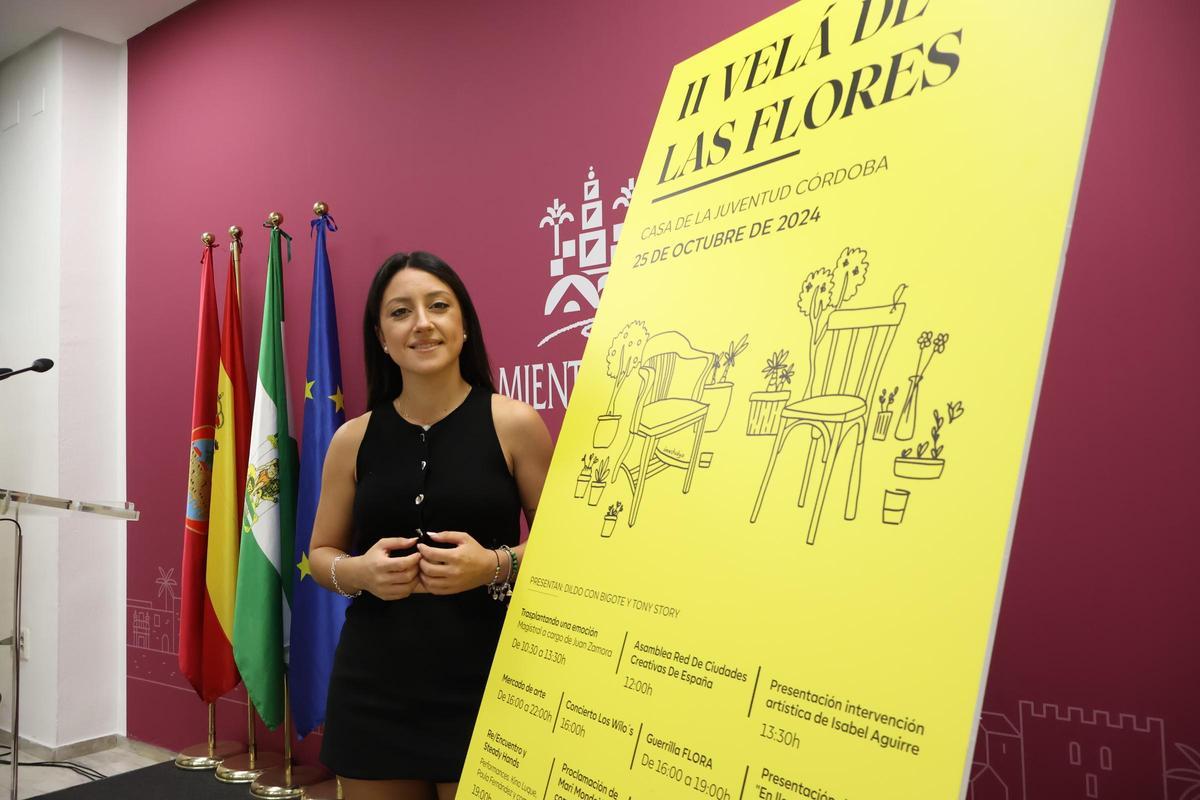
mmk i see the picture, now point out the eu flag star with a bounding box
[329,386,344,413]
[305,380,315,400]
[297,551,312,581]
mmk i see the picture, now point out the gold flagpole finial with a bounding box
[201,232,216,247]
[266,211,283,228]
[229,225,243,242]
[313,201,329,217]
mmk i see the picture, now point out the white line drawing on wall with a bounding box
[972,701,1173,800]
[128,566,180,654]
[538,167,636,348]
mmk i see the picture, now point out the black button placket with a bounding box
[414,427,430,541]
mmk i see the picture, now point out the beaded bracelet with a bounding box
[488,545,516,601]
[331,554,362,599]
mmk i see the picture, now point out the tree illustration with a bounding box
[1168,743,1200,800]
[155,567,178,604]
[797,247,870,398]
[539,198,575,257]
[605,321,650,415]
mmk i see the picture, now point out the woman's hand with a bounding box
[417,531,495,595]
[349,536,423,601]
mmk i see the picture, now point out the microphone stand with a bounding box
[0,360,53,383]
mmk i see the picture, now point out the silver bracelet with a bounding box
[331,554,361,598]
[488,546,513,602]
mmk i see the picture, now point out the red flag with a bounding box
[197,243,251,700]
[179,242,220,697]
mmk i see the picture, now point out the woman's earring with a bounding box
[383,345,389,353]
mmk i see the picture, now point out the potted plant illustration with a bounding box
[575,454,597,499]
[746,349,794,436]
[587,458,610,506]
[701,334,748,434]
[594,321,649,448]
[895,331,948,441]
[601,501,624,538]
[797,247,871,399]
[893,408,954,479]
[882,488,910,525]
[872,385,899,441]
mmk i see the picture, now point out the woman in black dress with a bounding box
[309,252,553,800]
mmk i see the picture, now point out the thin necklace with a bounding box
[396,387,470,427]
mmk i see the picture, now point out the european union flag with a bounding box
[290,212,349,737]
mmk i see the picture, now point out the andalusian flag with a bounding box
[290,213,349,737]
[198,241,251,701]
[179,242,220,697]
[233,224,298,729]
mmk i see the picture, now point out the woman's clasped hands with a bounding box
[350,532,494,600]
[417,531,495,595]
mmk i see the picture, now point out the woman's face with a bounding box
[376,267,466,379]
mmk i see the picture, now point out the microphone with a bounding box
[0,358,55,382]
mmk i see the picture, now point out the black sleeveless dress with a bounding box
[320,387,521,781]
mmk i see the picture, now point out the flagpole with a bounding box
[213,700,283,783]
[249,675,328,798]
[175,232,247,772]
[230,225,243,303]
[215,221,283,784]
[173,701,241,769]
[241,211,327,799]
[288,199,344,800]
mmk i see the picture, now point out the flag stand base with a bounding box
[215,750,283,783]
[250,764,329,799]
[302,777,344,800]
[174,740,242,770]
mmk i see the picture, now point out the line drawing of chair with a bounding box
[750,303,905,544]
[615,331,713,527]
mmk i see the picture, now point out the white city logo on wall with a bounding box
[500,166,634,411]
[538,166,634,347]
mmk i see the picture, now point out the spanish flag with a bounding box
[200,239,252,701]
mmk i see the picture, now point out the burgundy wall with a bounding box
[125,0,1200,794]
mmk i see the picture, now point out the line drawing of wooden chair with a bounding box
[615,331,713,527]
[749,303,905,544]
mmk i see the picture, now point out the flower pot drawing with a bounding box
[872,410,894,441]
[882,488,910,525]
[593,415,620,448]
[893,457,945,480]
[894,375,922,441]
[574,470,591,498]
[700,382,733,433]
[746,390,790,436]
[587,481,605,506]
[601,501,623,537]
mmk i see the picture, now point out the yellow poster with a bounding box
[463,2,1112,798]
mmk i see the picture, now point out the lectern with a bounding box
[0,488,138,800]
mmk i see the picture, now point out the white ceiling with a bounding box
[0,0,197,63]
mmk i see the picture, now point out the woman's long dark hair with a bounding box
[363,251,496,409]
